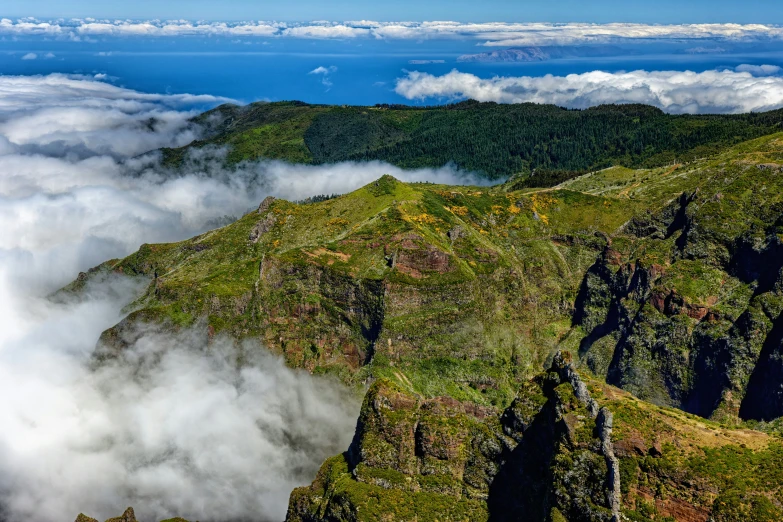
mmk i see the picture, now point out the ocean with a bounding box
[1,36,782,103]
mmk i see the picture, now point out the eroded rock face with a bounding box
[287,353,620,522]
[387,232,454,279]
[394,246,451,278]
[575,185,783,422]
[257,255,385,370]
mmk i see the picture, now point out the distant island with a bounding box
[457,45,629,62]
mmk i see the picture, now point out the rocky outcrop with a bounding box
[248,212,277,243]
[287,352,622,522]
[257,196,276,213]
[553,352,621,522]
[248,196,279,243]
[104,508,137,522]
[552,351,599,417]
[74,508,190,522]
[596,408,621,522]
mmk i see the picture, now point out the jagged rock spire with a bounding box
[74,507,137,522]
[552,351,621,522]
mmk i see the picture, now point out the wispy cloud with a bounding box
[20,52,37,60]
[395,66,783,114]
[2,18,783,46]
[309,65,338,75]
[0,74,233,159]
[309,65,338,88]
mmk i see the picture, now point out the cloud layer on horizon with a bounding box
[395,66,783,114]
[3,18,783,46]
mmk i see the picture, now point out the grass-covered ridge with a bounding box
[96,173,635,405]
[91,132,783,419]
[161,100,783,182]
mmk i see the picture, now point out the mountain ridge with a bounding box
[159,100,783,182]
[65,126,783,521]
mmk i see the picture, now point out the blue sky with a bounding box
[3,0,782,24]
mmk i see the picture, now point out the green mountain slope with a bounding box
[91,174,610,403]
[161,100,783,181]
[72,131,783,521]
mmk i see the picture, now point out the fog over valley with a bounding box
[0,74,482,522]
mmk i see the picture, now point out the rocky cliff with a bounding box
[286,352,782,522]
[570,137,783,424]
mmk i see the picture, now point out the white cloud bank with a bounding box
[2,18,783,45]
[0,73,484,522]
[395,67,783,114]
[0,297,360,522]
[0,74,232,158]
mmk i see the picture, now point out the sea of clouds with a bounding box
[2,18,783,46]
[0,74,483,522]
